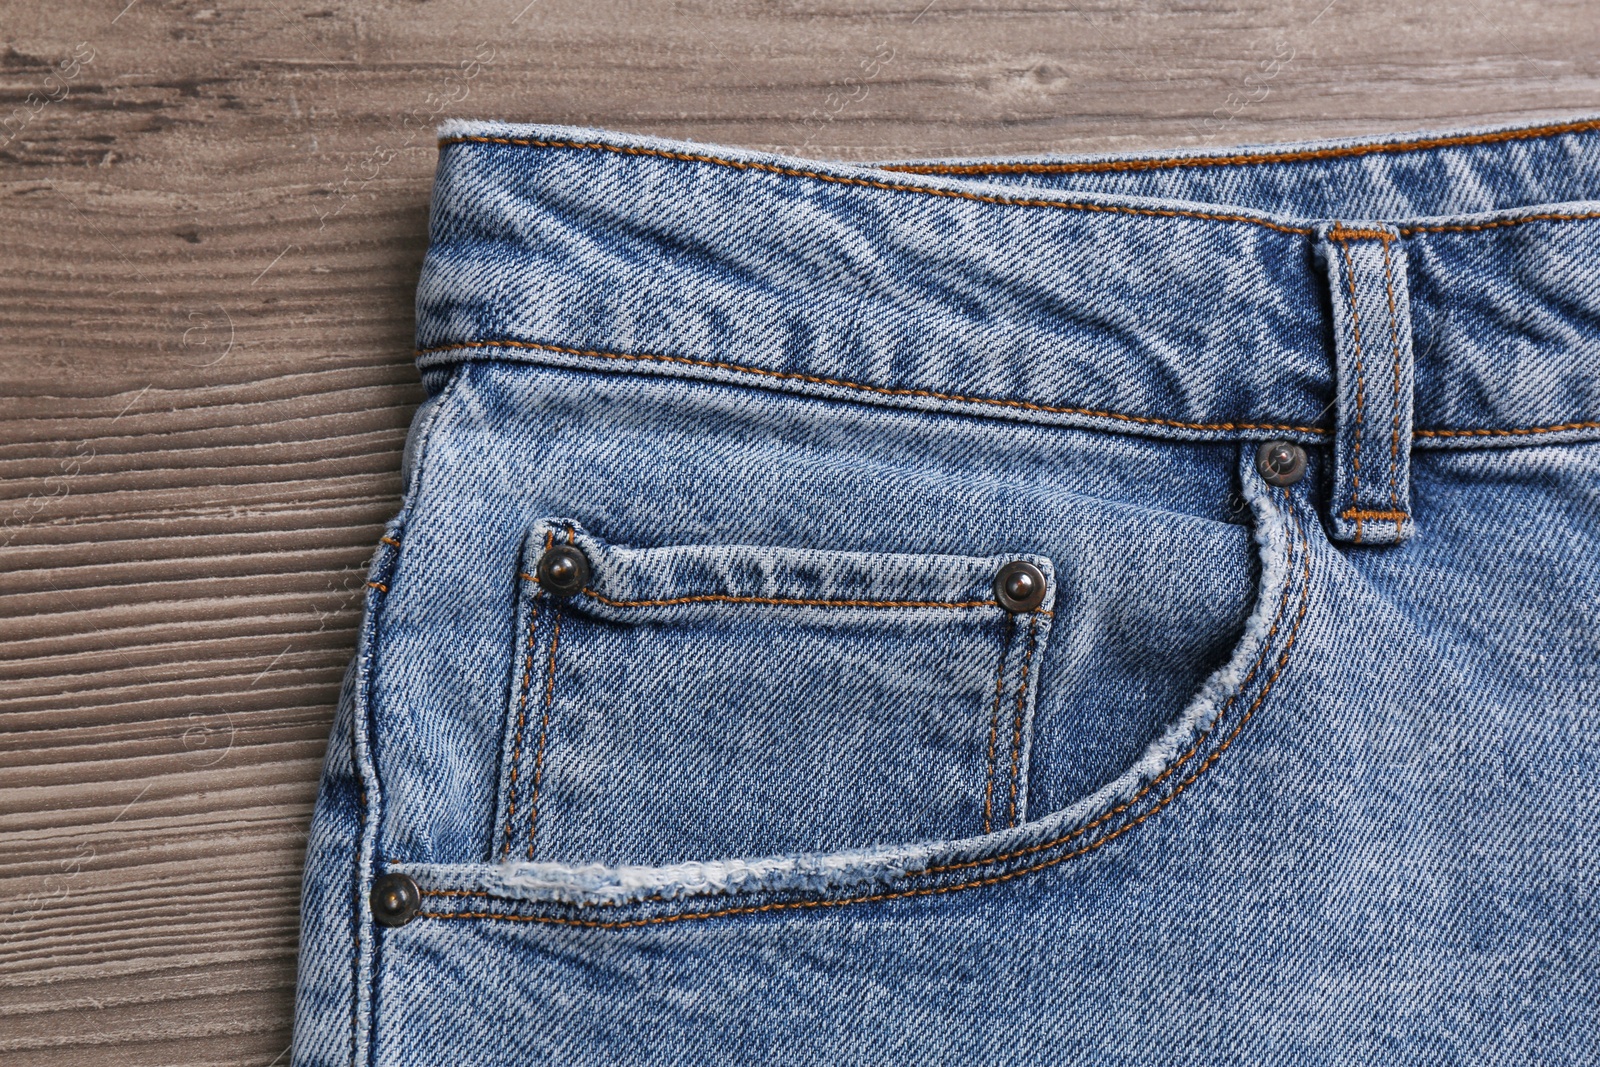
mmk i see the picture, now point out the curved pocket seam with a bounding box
[434,479,1313,925]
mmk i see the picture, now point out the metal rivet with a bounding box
[536,543,590,597]
[1255,440,1308,487]
[371,873,421,928]
[993,560,1048,613]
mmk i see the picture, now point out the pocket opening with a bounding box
[429,447,1306,913]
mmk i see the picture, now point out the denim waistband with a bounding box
[416,116,1600,450]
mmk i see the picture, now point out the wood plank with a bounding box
[3,0,1597,1062]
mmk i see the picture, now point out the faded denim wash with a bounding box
[293,115,1600,1065]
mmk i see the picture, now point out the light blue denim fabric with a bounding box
[293,116,1600,1066]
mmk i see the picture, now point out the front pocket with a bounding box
[491,519,1056,869]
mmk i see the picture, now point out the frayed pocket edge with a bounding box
[402,450,1303,911]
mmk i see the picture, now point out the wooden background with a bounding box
[2,1,1596,1062]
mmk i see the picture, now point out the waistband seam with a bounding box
[1413,420,1600,439]
[881,116,1600,177]
[417,336,1600,443]
[439,135,1315,236]
[1398,210,1600,236]
[439,135,1600,240]
[416,338,1326,436]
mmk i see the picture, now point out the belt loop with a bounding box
[1317,222,1415,545]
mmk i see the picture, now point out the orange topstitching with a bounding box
[418,337,1327,438]
[421,338,1597,445]
[1398,211,1600,236]
[876,117,1600,176]
[1326,226,1396,243]
[1378,239,1407,515]
[981,616,1014,836]
[910,491,1302,881]
[515,572,1054,614]
[1334,236,1369,544]
[439,134,1314,235]
[500,601,540,860]
[419,490,1312,929]
[580,587,1004,612]
[526,605,561,861]
[1413,420,1600,438]
[523,529,559,861]
[1339,508,1410,522]
[441,132,1600,239]
[1006,617,1038,829]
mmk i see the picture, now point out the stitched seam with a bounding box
[418,336,1596,445]
[379,536,401,548]
[421,489,1309,923]
[982,616,1014,835]
[365,581,388,592]
[1327,226,1396,243]
[578,587,1007,611]
[1006,618,1038,829]
[878,117,1600,176]
[1336,237,1368,544]
[418,507,1310,930]
[418,338,1327,438]
[519,574,1012,611]
[1413,420,1600,438]
[915,486,1300,879]
[523,530,558,861]
[508,515,1293,893]
[351,783,363,1067]
[440,135,1314,235]
[356,367,461,1062]
[1380,239,1406,515]
[501,600,540,860]
[1339,508,1409,521]
[526,606,561,860]
[1399,211,1600,236]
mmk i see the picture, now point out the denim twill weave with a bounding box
[293,115,1600,1067]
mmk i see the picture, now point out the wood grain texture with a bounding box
[1,1,1596,1062]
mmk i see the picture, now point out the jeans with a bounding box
[292,116,1600,1065]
